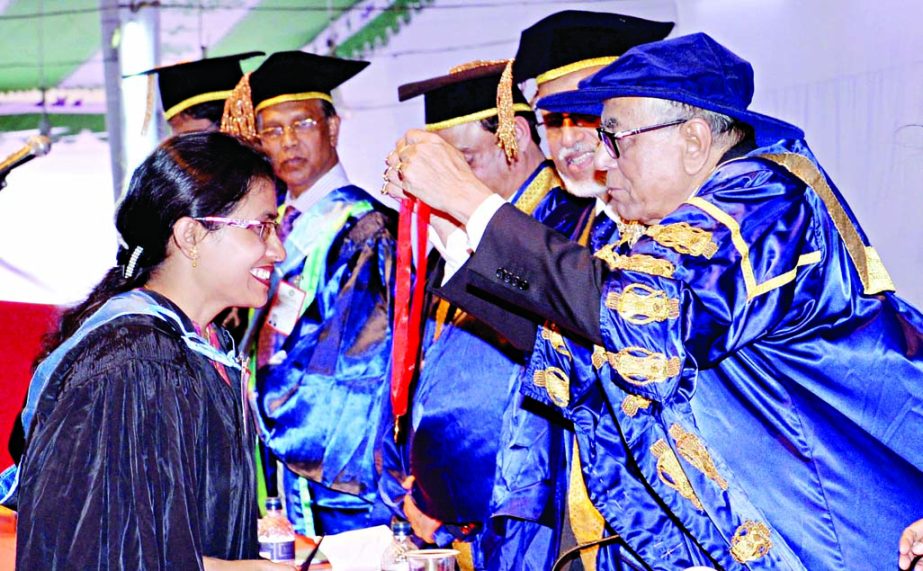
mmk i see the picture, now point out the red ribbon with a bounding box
[390,197,430,432]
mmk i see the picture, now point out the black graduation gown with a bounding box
[15,295,258,570]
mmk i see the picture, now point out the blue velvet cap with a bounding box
[537,33,803,146]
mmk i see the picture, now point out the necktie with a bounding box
[278,204,301,243]
[256,204,301,368]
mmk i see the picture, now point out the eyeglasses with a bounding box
[258,117,319,144]
[195,217,280,242]
[596,118,689,159]
[541,112,601,129]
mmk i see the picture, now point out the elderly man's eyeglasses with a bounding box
[541,112,600,129]
[258,117,319,143]
[596,118,689,159]
[195,217,280,242]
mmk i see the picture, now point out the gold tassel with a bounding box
[141,73,156,136]
[495,58,518,163]
[220,72,257,143]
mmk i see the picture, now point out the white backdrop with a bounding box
[1,0,921,307]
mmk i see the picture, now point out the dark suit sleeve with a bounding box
[434,263,540,352]
[439,203,605,347]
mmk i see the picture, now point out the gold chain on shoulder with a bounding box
[606,283,680,325]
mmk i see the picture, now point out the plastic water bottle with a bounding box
[258,497,296,564]
[381,520,413,571]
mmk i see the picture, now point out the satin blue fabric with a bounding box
[380,162,592,568]
[527,139,923,569]
[253,185,395,531]
[490,211,599,568]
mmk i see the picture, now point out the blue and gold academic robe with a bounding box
[490,210,633,571]
[488,139,923,569]
[380,161,591,569]
[252,184,395,535]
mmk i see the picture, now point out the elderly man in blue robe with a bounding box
[383,33,923,570]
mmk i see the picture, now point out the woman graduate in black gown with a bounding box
[11,132,294,570]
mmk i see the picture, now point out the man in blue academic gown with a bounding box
[489,11,673,571]
[384,33,923,570]
[225,51,395,536]
[379,60,590,570]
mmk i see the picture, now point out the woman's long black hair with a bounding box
[36,131,276,364]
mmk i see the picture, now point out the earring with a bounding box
[191,245,199,269]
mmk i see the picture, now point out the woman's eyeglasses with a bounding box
[195,217,279,242]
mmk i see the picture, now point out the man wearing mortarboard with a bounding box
[137,51,262,135]
[485,11,674,570]
[378,59,591,570]
[222,51,395,536]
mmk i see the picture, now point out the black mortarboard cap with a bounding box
[136,51,263,119]
[399,61,531,130]
[249,51,369,114]
[398,60,532,160]
[512,11,674,86]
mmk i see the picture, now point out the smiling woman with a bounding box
[4,132,293,571]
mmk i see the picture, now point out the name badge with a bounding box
[266,280,306,337]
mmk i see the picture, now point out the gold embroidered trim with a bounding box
[513,164,561,216]
[533,367,570,407]
[540,325,571,358]
[691,152,895,298]
[591,345,607,370]
[606,283,680,325]
[687,197,825,301]
[165,89,233,120]
[608,346,680,386]
[646,222,718,259]
[669,424,728,490]
[621,394,652,417]
[651,438,703,510]
[594,245,675,278]
[760,152,894,294]
[568,436,606,569]
[253,91,334,114]
[730,520,773,563]
[616,221,647,249]
[535,56,618,85]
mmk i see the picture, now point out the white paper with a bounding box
[320,525,393,571]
